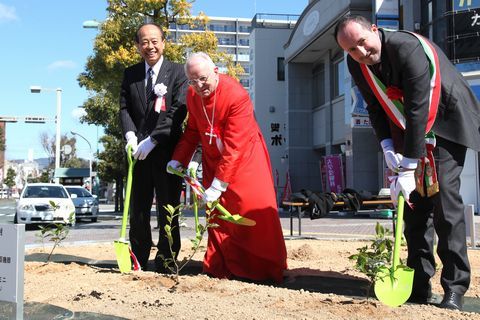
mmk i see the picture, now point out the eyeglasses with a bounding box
[188,75,210,86]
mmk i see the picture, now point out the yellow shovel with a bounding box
[114,147,139,273]
[374,193,414,307]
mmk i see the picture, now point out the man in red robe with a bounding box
[167,52,287,283]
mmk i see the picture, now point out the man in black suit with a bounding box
[120,23,187,272]
[335,15,480,310]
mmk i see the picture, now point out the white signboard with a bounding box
[375,0,399,18]
[0,224,25,304]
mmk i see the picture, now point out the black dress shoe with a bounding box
[439,291,464,310]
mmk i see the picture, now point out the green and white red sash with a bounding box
[359,31,442,197]
[414,132,439,197]
[359,31,441,132]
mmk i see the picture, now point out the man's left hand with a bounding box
[204,186,222,203]
[203,177,229,203]
[134,136,156,160]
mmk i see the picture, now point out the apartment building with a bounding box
[168,16,252,89]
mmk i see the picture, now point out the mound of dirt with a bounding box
[21,239,480,319]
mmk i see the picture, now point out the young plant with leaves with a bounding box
[349,222,398,298]
[158,203,218,285]
[36,201,75,263]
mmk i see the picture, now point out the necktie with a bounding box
[146,68,154,104]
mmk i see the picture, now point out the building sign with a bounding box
[453,0,480,11]
[351,87,372,128]
[320,155,345,193]
[375,0,399,18]
[352,116,372,127]
[270,122,286,146]
[375,0,399,30]
[450,8,480,61]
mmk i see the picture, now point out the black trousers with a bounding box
[404,136,471,296]
[128,146,183,270]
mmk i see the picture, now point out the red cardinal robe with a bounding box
[172,74,287,282]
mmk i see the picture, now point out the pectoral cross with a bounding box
[205,127,217,144]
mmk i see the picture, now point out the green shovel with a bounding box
[374,193,414,307]
[114,146,138,273]
[168,166,256,226]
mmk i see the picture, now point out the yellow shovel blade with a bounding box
[114,240,132,273]
[374,265,415,307]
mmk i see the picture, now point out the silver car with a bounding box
[65,186,99,222]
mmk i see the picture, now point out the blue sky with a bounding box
[0,0,305,161]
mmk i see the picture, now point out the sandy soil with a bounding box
[22,239,480,319]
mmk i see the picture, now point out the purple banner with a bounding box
[322,155,344,193]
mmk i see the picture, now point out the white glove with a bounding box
[187,161,200,177]
[166,160,183,174]
[389,170,416,207]
[125,131,138,155]
[203,177,228,203]
[381,139,403,172]
[134,136,156,160]
[381,139,418,172]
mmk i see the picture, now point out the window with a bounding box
[240,79,250,87]
[277,57,285,81]
[313,63,325,106]
[333,58,345,98]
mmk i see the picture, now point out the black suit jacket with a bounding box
[120,59,188,151]
[347,29,480,158]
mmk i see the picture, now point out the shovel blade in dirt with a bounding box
[374,192,414,307]
[114,239,131,273]
[374,265,415,307]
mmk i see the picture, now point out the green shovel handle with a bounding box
[190,169,201,239]
[120,146,136,239]
[392,192,405,269]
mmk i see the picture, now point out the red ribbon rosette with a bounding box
[386,86,403,101]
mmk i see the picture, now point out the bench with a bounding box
[282,198,394,236]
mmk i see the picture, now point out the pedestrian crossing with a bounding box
[0,213,14,217]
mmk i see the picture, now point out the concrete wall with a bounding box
[250,26,295,199]
[286,63,322,191]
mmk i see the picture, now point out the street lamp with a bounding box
[30,86,62,184]
[82,20,102,29]
[70,131,92,192]
[82,20,101,29]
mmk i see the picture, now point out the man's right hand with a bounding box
[381,139,403,172]
[166,160,184,174]
[187,161,200,177]
[125,131,138,154]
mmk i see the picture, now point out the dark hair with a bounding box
[334,15,372,44]
[135,23,164,43]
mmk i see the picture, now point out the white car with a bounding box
[15,183,76,225]
[65,186,99,223]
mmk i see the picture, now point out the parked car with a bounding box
[65,186,99,222]
[15,183,75,225]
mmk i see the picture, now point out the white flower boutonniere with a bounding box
[153,83,168,113]
[154,83,168,97]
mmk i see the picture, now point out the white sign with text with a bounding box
[0,224,25,303]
